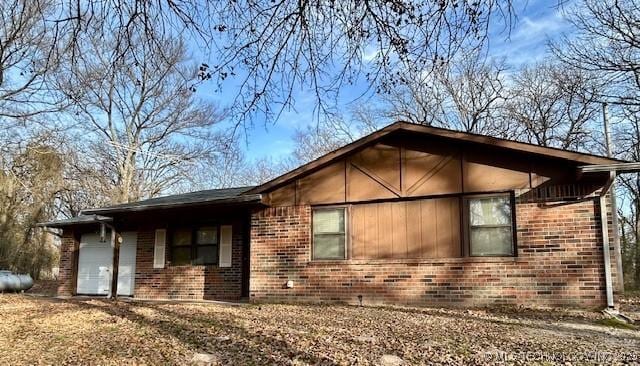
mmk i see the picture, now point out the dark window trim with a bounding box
[169,224,221,266]
[311,206,349,261]
[463,192,516,258]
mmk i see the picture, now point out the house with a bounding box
[41,121,625,308]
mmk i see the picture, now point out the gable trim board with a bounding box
[47,121,622,308]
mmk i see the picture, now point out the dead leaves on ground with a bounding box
[0,295,638,365]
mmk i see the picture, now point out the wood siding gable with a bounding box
[264,133,601,206]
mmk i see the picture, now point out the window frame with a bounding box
[311,206,349,261]
[463,192,517,257]
[169,224,221,266]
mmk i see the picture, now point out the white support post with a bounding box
[599,195,615,308]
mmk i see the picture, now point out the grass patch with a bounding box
[597,317,637,330]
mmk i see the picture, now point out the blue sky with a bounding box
[195,0,573,162]
[489,1,571,67]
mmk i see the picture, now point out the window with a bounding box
[468,195,514,256]
[312,208,346,260]
[170,226,219,265]
[194,226,218,265]
[171,229,192,265]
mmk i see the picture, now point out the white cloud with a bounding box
[489,8,570,67]
[362,45,380,62]
[513,12,566,40]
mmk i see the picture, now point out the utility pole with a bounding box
[602,102,624,292]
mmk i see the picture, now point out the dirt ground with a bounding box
[0,294,639,365]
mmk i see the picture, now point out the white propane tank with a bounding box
[5,274,20,291]
[0,271,10,292]
[0,271,34,292]
[17,274,34,291]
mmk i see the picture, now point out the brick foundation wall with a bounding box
[134,220,245,300]
[249,199,614,308]
[57,231,78,296]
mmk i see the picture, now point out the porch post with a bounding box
[71,230,81,296]
[110,227,120,299]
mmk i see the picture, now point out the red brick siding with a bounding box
[249,199,614,307]
[134,220,245,300]
[57,231,77,296]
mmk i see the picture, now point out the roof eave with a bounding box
[81,194,264,215]
[398,123,625,165]
[37,215,113,228]
[578,162,640,174]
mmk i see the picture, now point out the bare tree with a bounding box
[383,56,600,149]
[614,106,640,289]
[0,0,517,131]
[505,62,601,150]
[619,174,640,289]
[385,52,508,134]
[0,0,67,119]
[56,26,226,204]
[242,157,294,186]
[184,132,256,190]
[55,149,114,218]
[186,104,385,189]
[291,107,384,164]
[550,0,640,288]
[196,152,293,188]
[28,0,514,125]
[208,1,514,124]
[552,0,640,107]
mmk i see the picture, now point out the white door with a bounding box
[77,233,113,295]
[117,232,137,296]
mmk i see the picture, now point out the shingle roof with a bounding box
[81,186,260,215]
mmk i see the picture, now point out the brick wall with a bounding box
[134,220,245,300]
[56,220,246,300]
[57,230,77,296]
[249,199,615,308]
